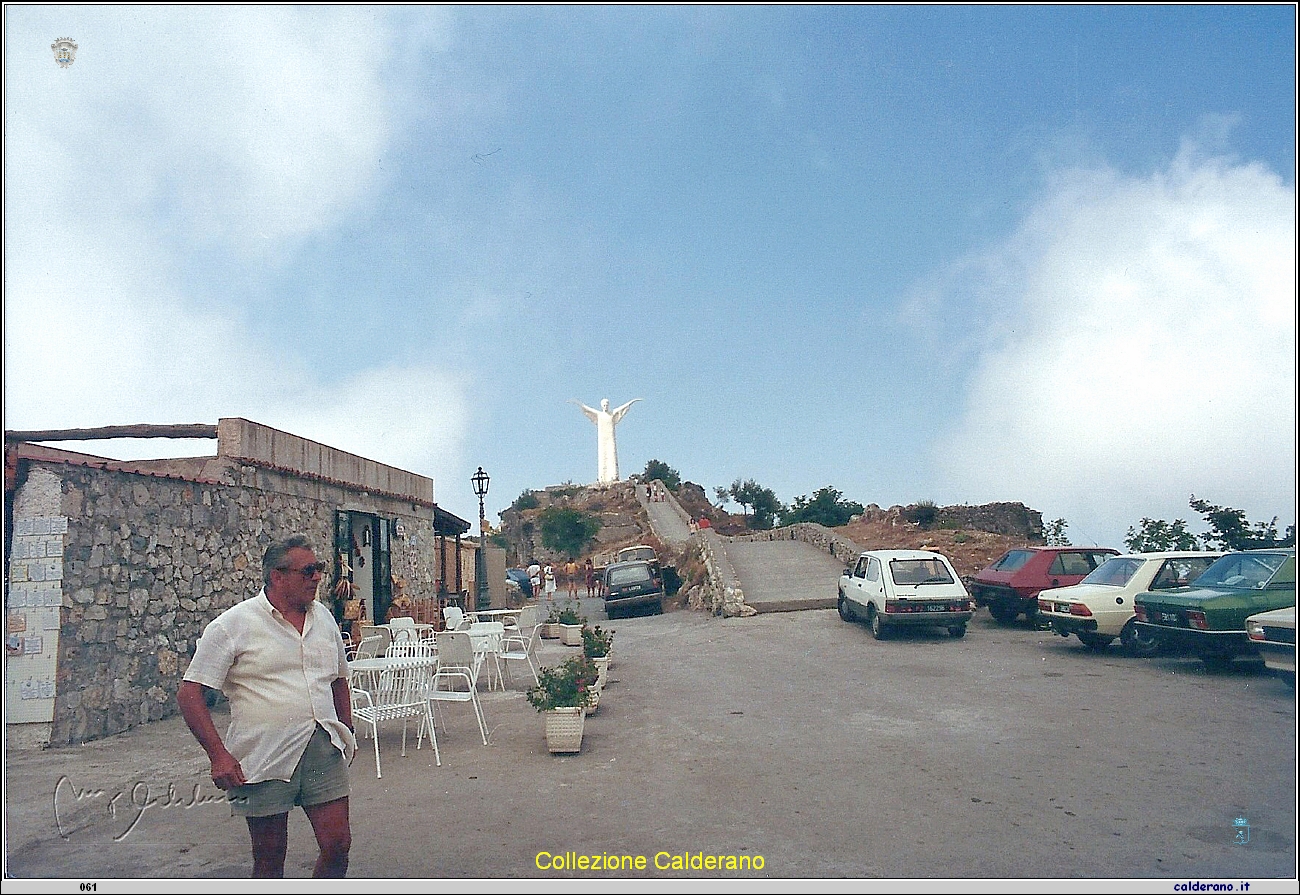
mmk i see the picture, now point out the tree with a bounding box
[713,485,731,508]
[1189,496,1295,550]
[538,507,601,559]
[904,500,939,529]
[727,478,783,530]
[781,486,864,528]
[642,459,681,491]
[1043,518,1071,546]
[1124,518,1199,552]
[511,490,539,512]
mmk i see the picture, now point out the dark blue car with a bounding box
[506,568,534,600]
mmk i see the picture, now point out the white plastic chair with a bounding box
[351,656,437,777]
[424,631,489,750]
[498,605,541,687]
[442,606,468,631]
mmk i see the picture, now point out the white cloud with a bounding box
[3,8,467,481]
[932,141,1296,545]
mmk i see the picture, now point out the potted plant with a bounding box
[526,655,599,752]
[557,602,586,646]
[541,605,562,639]
[582,624,614,687]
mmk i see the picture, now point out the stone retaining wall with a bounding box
[685,529,752,617]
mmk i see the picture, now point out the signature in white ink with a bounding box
[53,776,226,841]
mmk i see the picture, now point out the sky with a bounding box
[4,5,1296,550]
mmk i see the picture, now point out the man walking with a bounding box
[177,535,355,878]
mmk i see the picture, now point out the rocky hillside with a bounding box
[499,477,1043,581]
[497,481,658,567]
[835,502,1043,579]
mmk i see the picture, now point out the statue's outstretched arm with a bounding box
[609,398,642,425]
[570,399,599,422]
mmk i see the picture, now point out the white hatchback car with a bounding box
[838,549,973,640]
[1038,551,1220,654]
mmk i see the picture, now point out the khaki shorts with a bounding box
[228,725,350,817]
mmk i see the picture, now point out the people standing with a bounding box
[543,562,557,601]
[565,559,579,598]
[177,535,354,878]
[527,559,542,601]
[584,558,597,598]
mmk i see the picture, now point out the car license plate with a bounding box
[926,603,944,612]
[1158,611,1180,624]
[1055,602,1069,613]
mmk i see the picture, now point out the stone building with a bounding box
[3,418,475,748]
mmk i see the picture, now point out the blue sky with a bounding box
[5,6,1295,548]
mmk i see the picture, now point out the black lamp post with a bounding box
[471,466,490,610]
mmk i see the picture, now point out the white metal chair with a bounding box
[352,635,383,661]
[467,621,506,691]
[424,631,489,750]
[498,605,541,687]
[350,656,437,777]
[359,624,392,655]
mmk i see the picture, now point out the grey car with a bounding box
[604,560,664,619]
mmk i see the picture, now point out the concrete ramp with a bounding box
[722,538,843,612]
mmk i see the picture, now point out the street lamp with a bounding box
[471,467,490,610]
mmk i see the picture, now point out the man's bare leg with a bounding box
[247,813,289,878]
[305,797,351,878]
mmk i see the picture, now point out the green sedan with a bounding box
[1133,549,1296,670]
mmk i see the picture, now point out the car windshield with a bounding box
[1194,553,1292,589]
[1081,557,1144,587]
[991,550,1034,572]
[608,565,653,587]
[889,559,954,586]
[618,547,656,562]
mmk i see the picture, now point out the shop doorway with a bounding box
[333,511,392,625]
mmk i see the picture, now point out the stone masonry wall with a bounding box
[9,460,440,747]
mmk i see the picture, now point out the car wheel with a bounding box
[1078,632,1113,651]
[1200,653,1235,672]
[1119,619,1160,657]
[838,592,854,622]
[653,599,664,615]
[988,603,1019,624]
[948,625,966,639]
[868,606,887,640]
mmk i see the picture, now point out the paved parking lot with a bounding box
[4,598,1295,881]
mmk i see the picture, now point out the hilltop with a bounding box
[497,479,1044,580]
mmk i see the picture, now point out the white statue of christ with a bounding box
[573,397,641,484]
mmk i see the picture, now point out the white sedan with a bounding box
[1038,551,1220,654]
[1246,606,1296,684]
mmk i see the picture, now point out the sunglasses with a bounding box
[278,563,326,579]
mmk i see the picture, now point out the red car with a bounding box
[970,547,1119,624]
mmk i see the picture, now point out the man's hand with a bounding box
[209,749,247,790]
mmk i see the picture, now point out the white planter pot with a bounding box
[592,655,610,688]
[540,622,560,639]
[545,706,585,753]
[560,624,583,646]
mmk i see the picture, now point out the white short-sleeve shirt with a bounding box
[184,591,356,783]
